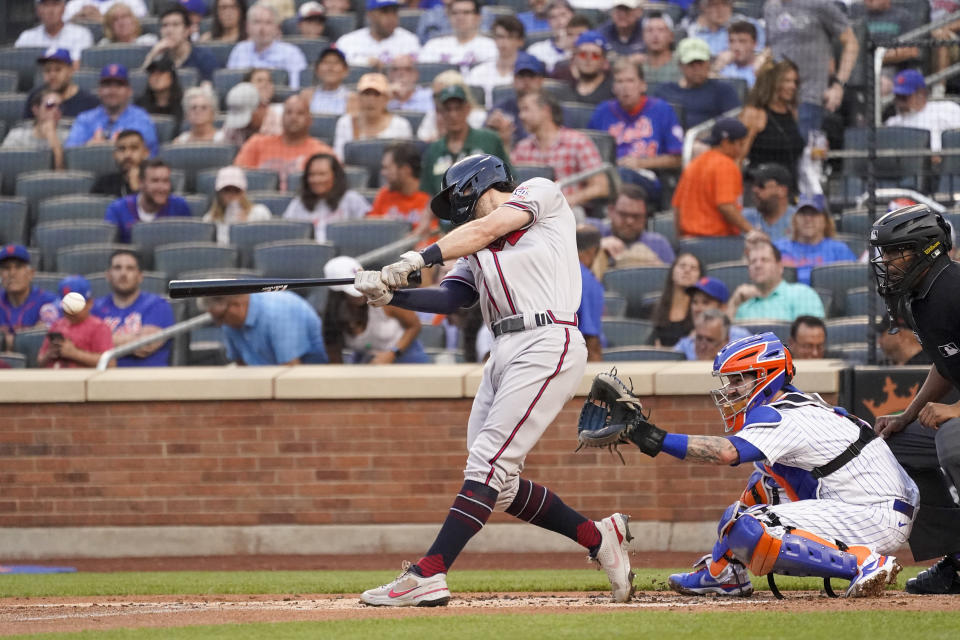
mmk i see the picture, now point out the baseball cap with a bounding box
[749,163,791,187]
[686,276,729,304]
[324,256,363,298]
[574,30,609,52]
[366,0,399,9]
[705,117,747,145]
[215,166,248,192]
[100,63,129,84]
[298,1,325,19]
[677,37,711,64]
[317,46,347,65]
[179,0,208,15]
[357,72,390,95]
[514,52,546,76]
[37,47,71,65]
[436,84,468,104]
[893,69,925,96]
[58,275,92,299]
[0,244,31,265]
[795,193,827,214]
[224,82,260,129]
[614,0,642,7]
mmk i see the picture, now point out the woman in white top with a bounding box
[332,73,413,159]
[322,256,428,364]
[416,70,488,142]
[282,153,369,242]
[99,3,158,46]
[202,166,272,244]
[173,87,225,143]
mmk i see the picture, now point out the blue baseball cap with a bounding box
[179,0,208,15]
[366,0,399,9]
[514,52,546,76]
[0,244,31,265]
[58,275,92,299]
[574,30,609,52]
[795,193,827,213]
[686,276,729,304]
[37,47,71,65]
[893,69,925,96]
[100,63,129,83]
[705,117,747,145]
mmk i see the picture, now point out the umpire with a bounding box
[870,203,960,595]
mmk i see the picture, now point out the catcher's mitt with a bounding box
[576,369,665,461]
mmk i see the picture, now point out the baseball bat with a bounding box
[167,272,421,299]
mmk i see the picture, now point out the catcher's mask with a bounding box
[711,332,795,433]
[430,154,513,226]
[869,203,952,302]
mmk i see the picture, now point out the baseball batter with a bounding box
[351,154,633,607]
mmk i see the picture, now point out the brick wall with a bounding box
[0,393,836,527]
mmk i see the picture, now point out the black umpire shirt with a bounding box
[907,260,960,391]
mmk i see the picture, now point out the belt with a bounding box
[491,311,577,338]
[893,499,915,519]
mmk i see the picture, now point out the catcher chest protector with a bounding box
[429,154,513,226]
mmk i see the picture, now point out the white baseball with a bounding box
[61,292,86,315]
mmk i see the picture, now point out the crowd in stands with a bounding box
[1,0,957,369]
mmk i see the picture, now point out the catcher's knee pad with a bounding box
[935,418,960,491]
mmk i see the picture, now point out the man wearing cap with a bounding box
[65,0,147,23]
[91,130,149,197]
[222,82,270,146]
[336,0,420,69]
[142,4,218,83]
[17,0,93,64]
[465,15,526,109]
[0,245,60,352]
[775,194,856,286]
[297,1,326,38]
[303,48,352,115]
[886,69,960,155]
[23,48,99,120]
[598,1,644,60]
[104,159,191,243]
[420,0,497,70]
[639,11,680,85]
[65,64,159,155]
[37,276,113,369]
[179,0,208,38]
[485,53,546,151]
[227,2,307,90]
[673,118,754,238]
[651,37,741,128]
[332,73,413,159]
[421,85,511,196]
[729,239,825,322]
[552,31,614,106]
[673,277,750,360]
[742,163,796,242]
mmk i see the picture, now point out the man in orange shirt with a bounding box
[233,94,334,190]
[672,118,755,238]
[368,141,437,243]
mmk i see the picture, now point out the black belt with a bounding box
[491,312,558,337]
[893,499,915,519]
[811,423,878,479]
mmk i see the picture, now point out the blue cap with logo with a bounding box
[0,244,31,265]
[58,275,93,299]
[795,193,827,213]
[179,0,208,15]
[100,63,129,83]
[366,0,399,9]
[514,52,546,75]
[37,47,72,65]
[574,30,609,52]
[706,117,748,145]
[686,276,729,304]
[893,69,925,96]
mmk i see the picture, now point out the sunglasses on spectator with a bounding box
[576,50,605,61]
[43,100,61,110]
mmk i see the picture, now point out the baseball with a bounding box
[61,292,86,315]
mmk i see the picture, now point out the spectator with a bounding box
[877,315,931,366]
[104,159,191,243]
[234,95,335,190]
[649,251,704,347]
[415,0,496,45]
[23,48,99,120]
[593,185,674,278]
[672,118,754,238]
[282,152,370,241]
[296,1,326,37]
[91,129,149,197]
[66,0,147,23]
[886,69,960,155]
[525,0,576,74]
[465,15,526,109]
[2,91,68,170]
[303,47,351,115]
[179,0,208,37]
[387,55,435,113]
[142,4,218,83]
[484,53,546,150]
[728,240,825,322]
[683,0,764,58]
[91,249,174,367]
[336,0,420,69]
[135,57,184,132]
[206,292,329,365]
[517,0,550,35]
[652,37,741,128]
[775,194,856,286]
[788,314,827,360]
[173,87,223,143]
[369,142,435,240]
[322,0,351,14]
[222,82,269,145]
[599,0,644,61]
[199,0,248,43]
[576,224,605,362]
[714,20,761,88]
[332,73,413,159]
[512,90,608,210]
[420,85,510,195]
[258,0,294,20]
[16,0,94,64]
[0,245,59,352]
[689,308,731,360]
[227,2,307,89]
[322,256,428,364]
[245,67,284,136]
[37,276,113,369]
[673,277,751,360]
[203,166,272,244]
[639,11,680,85]
[419,71,489,144]
[742,163,796,242]
[764,0,859,138]
[98,3,157,46]
[739,58,805,192]
[65,64,159,156]
[420,0,497,70]
[853,0,921,68]
[555,30,615,106]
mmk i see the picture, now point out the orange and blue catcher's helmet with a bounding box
[710,332,795,433]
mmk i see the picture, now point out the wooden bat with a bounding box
[167,272,421,299]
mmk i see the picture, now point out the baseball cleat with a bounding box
[845,553,901,598]
[905,556,960,595]
[590,513,635,602]
[668,555,754,597]
[360,561,451,607]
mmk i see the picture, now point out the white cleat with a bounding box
[360,561,451,607]
[590,513,635,602]
[845,553,901,598]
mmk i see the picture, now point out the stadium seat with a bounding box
[55,243,129,275]
[603,292,627,318]
[64,144,116,176]
[0,93,27,127]
[705,261,749,290]
[242,191,291,217]
[344,139,410,188]
[814,288,834,318]
[0,148,53,195]
[0,47,46,91]
[578,129,616,165]
[182,194,209,217]
[212,68,288,104]
[398,8,422,33]
[157,143,238,191]
[325,13,359,40]
[512,164,555,183]
[825,343,870,364]
[0,197,28,245]
[719,77,748,104]
[12,327,48,368]
[418,323,447,349]
[603,346,685,362]
[602,266,670,318]
[843,126,930,191]
[15,170,96,221]
[36,195,115,225]
[561,102,596,130]
[825,316,871,345]
[809,261,870,317]
[284,37,330,66]
[152,115,178,144]
[835,232,867,258]
[491,85,516,106]
[309,113,340,143]
[343,166,370,191]
[937,129,960,198]
[36,221,117,271]
[845,286,884,317]
[31,271,68,295]
[346,65,375,84]
[838,209,871,236]
[229,220,314,266]
[0,70,19,93]
[203,42,235,69]
[326,219,411,258]
[253,240,337,278]
[0,352,26,368]
[86,270,168,299]
[601,319,654,348]
[638,291,661,319]
[196,168,279,195]
[677,236,745,266]
[649,211,677,248]
[393,110,426,134]
[80,45,151,71]
[417,63,460,84]
[154,242,240,279]
[738,320,792,342]
[130,218,217,269]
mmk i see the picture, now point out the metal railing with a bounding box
[96,311,213,371]
[682,107,743,167]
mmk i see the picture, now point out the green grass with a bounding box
[7,611,960,640]
[0,567,924,598]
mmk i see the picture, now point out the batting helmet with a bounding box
[711,332,795,433]
[869,203,952,299]
[430,154,513,226]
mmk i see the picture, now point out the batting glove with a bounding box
[355,270,393,307]
[381,251,424,289]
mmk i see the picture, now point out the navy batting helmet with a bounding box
[869,203,952,299]
[430,154,513,226]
